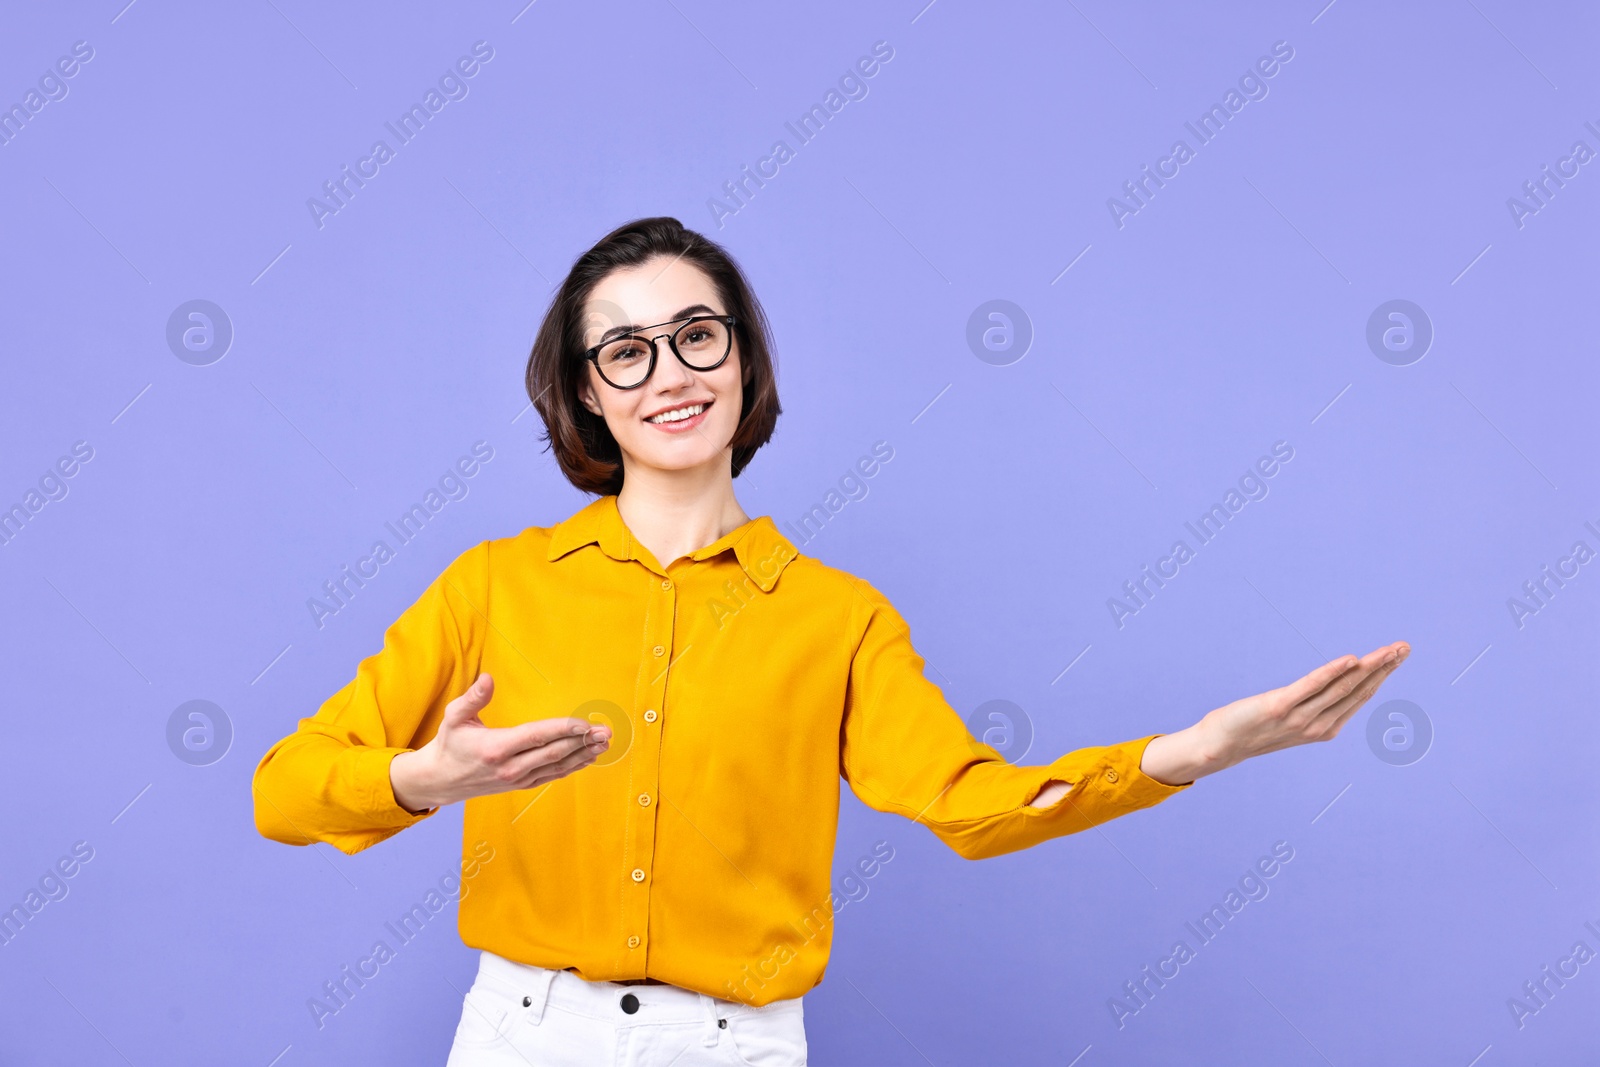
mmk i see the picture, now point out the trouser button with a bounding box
[620,993,640,1014]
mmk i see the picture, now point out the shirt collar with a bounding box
[546,494,798,592]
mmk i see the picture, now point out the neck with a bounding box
[615,461,750,568]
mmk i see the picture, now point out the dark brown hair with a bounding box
[525,217,782,496]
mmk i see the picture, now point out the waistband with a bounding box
[474,950,802,1031]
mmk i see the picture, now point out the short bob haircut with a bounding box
[526,217,782,496]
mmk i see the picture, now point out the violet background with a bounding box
[1,1,1597,1064]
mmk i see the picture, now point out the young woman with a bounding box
[252,216,1409,1066]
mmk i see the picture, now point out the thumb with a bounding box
[444,672,494,728]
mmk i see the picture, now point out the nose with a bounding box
[650,333,697,388]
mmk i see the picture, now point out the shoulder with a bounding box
[780,551,899,626]
[489,521,560,558]
[435,519,560,582]
[477,506,582,563]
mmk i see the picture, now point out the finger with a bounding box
[498,734,592,778]
[523,756,601,790]
[485,717,596,762]
[1320,648,1407,732]
[1281,654,1361,709]
[1296,645,1397,717]
[517,738,608,789]
[494,731,602,781]
[1333,643,1409,718]
[444,672,495,727]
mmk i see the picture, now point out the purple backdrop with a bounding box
[2,1,1596,1064]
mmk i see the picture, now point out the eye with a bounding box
[599,339,649,363]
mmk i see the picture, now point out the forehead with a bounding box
[580,257,721,345]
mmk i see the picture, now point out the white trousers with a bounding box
[444,950,808,1066]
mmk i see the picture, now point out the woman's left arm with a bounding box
[1028,642,1411,808]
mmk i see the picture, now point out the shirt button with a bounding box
[644,709,658,723]
[627,935,640,949]
[1105,769,1120,783]
[638,793,651,807]
[661,579,673,590]
[631,868,645,883]
[652,645,665,657]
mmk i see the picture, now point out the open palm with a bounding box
[1202,641,1411,768]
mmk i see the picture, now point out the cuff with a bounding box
[355,747,440,827]
[1025,733,1192,820]
[1075,733,1194,807]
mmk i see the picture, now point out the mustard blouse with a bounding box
[252,493,1191,1004]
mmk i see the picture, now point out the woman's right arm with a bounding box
[250,541,608,855]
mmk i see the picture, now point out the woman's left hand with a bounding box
[1141,641,1411,786]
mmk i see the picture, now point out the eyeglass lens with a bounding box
[594,318,730,388]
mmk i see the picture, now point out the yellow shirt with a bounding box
[252,493,1191,1005]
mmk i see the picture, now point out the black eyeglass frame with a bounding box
[581,314,740,391]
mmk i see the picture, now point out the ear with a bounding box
[578,376,604,417]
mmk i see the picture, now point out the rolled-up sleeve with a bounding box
[251,540,490,855]
[838,577,1192,860]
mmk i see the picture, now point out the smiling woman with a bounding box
[524,222,781,500]
[251,216,1409,1067]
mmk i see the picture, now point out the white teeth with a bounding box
[647,403,705,424]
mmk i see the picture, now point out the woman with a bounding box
[252,216,1409,1066]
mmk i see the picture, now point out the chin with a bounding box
[628,422,737,473]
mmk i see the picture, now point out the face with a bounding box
[578,256,747,480]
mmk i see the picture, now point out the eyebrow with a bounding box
[597,304,717,344]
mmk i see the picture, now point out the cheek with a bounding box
[591,382,636,425]
[608,396,641,424]
[716,366,745,415]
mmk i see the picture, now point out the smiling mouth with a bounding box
[645,400,712,425]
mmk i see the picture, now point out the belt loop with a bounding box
[698,993,722,1047]
[522,965,557,1025]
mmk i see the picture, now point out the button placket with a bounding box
[625,566,675,967]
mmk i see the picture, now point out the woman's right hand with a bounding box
[388,672,611,813]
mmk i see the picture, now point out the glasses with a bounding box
[582,314,738,390]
